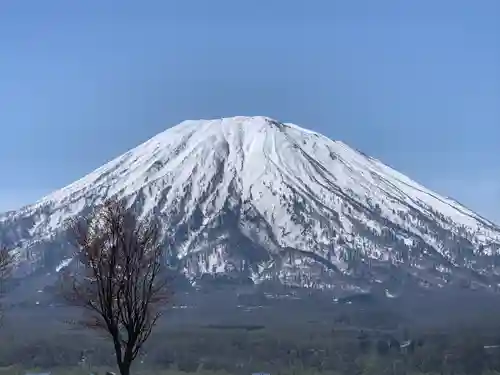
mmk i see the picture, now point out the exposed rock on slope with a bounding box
[1,116,499,292]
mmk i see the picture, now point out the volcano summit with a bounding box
[1,116,499,293]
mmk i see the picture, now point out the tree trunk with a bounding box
[119,361,131,375]
[112,337,128,375]
[119,345,134,375]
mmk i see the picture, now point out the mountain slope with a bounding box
[1,116,499,291]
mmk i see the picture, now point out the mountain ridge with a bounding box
[1,116,499,293]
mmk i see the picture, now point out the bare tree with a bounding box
[61,199,171,375]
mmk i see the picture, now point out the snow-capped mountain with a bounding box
[1,116,500,292]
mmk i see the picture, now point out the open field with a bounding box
[2,288,500,374]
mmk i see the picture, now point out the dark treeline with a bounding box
[2,321,500,375]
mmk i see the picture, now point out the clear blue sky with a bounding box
[1,1,499,223]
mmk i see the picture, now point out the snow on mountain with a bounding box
[1,116,500,291]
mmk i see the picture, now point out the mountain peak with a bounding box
[182,115,279,125]
[1,116,499,291]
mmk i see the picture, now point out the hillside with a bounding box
[1,116,499,293]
